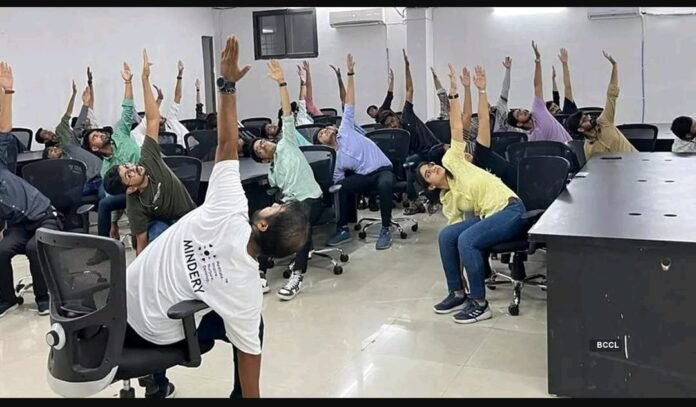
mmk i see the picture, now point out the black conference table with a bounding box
[529,152,696,397]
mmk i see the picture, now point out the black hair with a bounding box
[248,137,266,163]
[545,101,555,110]
[366,105,378,116]
[35,128,45,145]
[415,161,454,190]
[312,125,331,145]
[252,200,310,259]
[103,166,127,196]
[377,110,398,126]
[42,141,60,160]
[565,111,584,136]
[507,110,519,128]
[671,116,694,141]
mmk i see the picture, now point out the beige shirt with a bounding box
[584,84,638,159]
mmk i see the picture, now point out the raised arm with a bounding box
[302,61,322,116]
[174,60,183,104]
[113,62,135,138]
[0,62,13,133]
[474,66,491,148]
[65,80,78,118]
[330,64,346,105]
[269,61,291,118]
[447,64,464,144]
[460,67,472,132]
[404,49,413,103]
[345,54,355,106]
[215,36,250,163]
[532,41,543,99]
[153,84,164,108]
[558,48,574,103]
[142,49,161,141]
[551,65,560,104]
[388,68,394,93]
[379,69,394,112]
[87,67,94,108]
[598,51,618,125]
[297,65,307,101]
[499,57,512,104]
[73,86,92,137]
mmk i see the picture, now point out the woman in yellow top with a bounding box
[416,65,526,324]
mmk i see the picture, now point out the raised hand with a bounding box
[389,68,394,81]
[142,49,152,79]
[0,62,13,90]
[329,64,341,76]
[153,84,163,100]
[302,60,310,71]
[502,56,512,69]
[81,85,91,105]
[297,65,306,82]
[72,80,77,94]
[552,65,557,80]
[602,50,616,65]
[220,35,251,82]
[474,65,486,90]
[267,60,285,83]
[195,79,201,90]
[346,53,355,73]
[447,64,457,94]
[122,62,133,82]
[460,67,471,88]
[558,48,568,64]
[403,48,410,66]
[532,41,541,60]
[178,60,184,76]
[87,66,93,82]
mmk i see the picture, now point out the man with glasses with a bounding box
[103,50,196,258]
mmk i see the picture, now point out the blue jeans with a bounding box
[152,313,265,398]
[147,220,173,242]
[82,176,102,197]
[437,199,526,300]
[96,184,126,237]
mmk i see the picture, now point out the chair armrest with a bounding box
[403,161,417,169]
[266,187,280,197]
[329,184,342,194]
[521,209,545,221]
[76,204,95,216]
[167,300,210,368]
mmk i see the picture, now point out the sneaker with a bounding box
[368,197,379,212]
[277,273,303,301]
[375,227,392,250]
[145,382,176,399]
[426,201,441,215]
[433,292,468,314]
[327,227,352,247]
[0,300,19,319]
[260,276,270,294]
[86,250,109,266]
[403,200,426,215]
[453,300,492,324]
[37,299,50,316]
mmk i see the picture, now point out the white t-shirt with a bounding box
[672,138,696,153]
[126,160,262,355]
[131,102,190,147]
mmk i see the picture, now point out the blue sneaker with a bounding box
[433,292,468,314]
[327,226,352,246]
[37,299,50,316]
[375,227,392,250]
[453,299,492,324]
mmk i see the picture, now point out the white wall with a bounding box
[0,7,215,149]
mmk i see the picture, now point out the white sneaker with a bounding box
[277,273,303,301]
[261,276,270,294]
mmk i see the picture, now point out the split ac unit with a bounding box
[587,7,640,20]
[329,8,385,28]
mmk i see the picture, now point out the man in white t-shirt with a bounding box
[124,38,310,399]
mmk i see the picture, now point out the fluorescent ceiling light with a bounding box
[493,7,567,16]
[641,7,696,15]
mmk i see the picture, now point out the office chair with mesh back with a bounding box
[425,119,451,144]
[179,118,207,132]
[506,140,581,175]
[158,131,177,145]
[617,123,658,152]
[184,130,217,161]
[11,127,32,151]
[487,155,570,316]
[312,115,340,126]
[357,129,418,240]
[472,113,496,135]
[35,229,213,398]
[361,123,383,133]
[490,132,528,157]
[162,156,202,205]
[320,108,338,117]
[296,124,324,144]
[567,139,586,169]
[240,117,272,133]
[554,113,570,126]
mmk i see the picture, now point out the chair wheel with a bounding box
[400,232,408,239]
[16,296,24,305]
[508,304,519,316]
[402,200,410,209]
[358,231,366,239]
[15,283,25,293]
[267,260,275,269]
[333,265,343,275]
[283,270,291,278]
[487,285,497,290]
[354,224,362,231]
[541,287,547,292]
[119,388,135,398]
[340,254,349,262]
[411,224,418,232]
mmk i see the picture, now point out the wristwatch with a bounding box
[216,77,236,94]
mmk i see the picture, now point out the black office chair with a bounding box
[567,139,586,169]
[506,140,581,175]
[162,156,202,205]
[296,124,324,144]
[487,155,570,315]
[490,132,528,157]
[425,119,451,144]
[472,113,496,135]
[180,118,207,132]
[160,144,186,156]
[320,108,338,117]
[71,117,78,129]
[312,115,340,126]
[184,130,217,161]
[158,131,177,145]
[35,228,213,398]
[554,113,570,126]
[11,127,32,151]
[137,111,146,118]
[361,123,383,132]
[579,106,603,112]
[357,129,419,239]
[617,123,658,152]
[240,117,272,132]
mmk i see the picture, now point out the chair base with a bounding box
[286,247,349,277]
[119,380,135,398]
[355,217,419,240]
[486,252,546,316]
[15,277,33,305]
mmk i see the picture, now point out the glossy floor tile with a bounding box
[0,209,550,397]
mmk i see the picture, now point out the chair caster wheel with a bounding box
[487,285,497,290]
[283,270,291,279]
[400,232,408,239]
[508,304,519,316]
[411,224,418,232]
[541,287,547,292]
[402,200,410,209]
[333,265,343,275]
[354,224,361,231]
[340,254,349,262]
[267,260,275,269]
[358,232,366,239]
[119,388,135,398]
[16,296,24,305]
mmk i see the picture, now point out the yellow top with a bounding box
[440,139,518,225]
[584,84,638,159]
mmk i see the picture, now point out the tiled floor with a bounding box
[0,210,550,398]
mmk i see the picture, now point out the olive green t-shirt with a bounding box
[126,136,196,236]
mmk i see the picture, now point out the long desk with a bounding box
[200,158,269,185]
[654,122,675,152]
[17,150,44,164]
[529,152,696,397]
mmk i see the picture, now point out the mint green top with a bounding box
[100,98,140,178]
[268,115,322,202]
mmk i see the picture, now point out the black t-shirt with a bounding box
[552,91,578,115]
[401,101,441,155]
[472,141,517,191]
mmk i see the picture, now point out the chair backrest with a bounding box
[617,123,658,152]
[517,156,570,212]
[22,159,87,231]
[299,145,336,208]
[296,124,324,144]
[137,111,146,118]
[320,108,338,117]
[567,139,586,169]
[180,118,208,132]
[361,123,383,132]
[312,115,339,126]
[184,130,217,161]
[554,113,570,126]
[36,228,127,397]
[365,128,410,180]
[579,106,604,112]
[506,140,581,174]
[71,117,78,128]
[160,144,186,156]
[241,117,272,131]
[162,156,202,204]
[159,131,177,145]
[490,132,528,157]
[425,119,451,144]
[472,113,496,134]
[11,127,32,151]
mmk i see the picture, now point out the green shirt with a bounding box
[100,98,140,178]
[268,115,322,202]
[126,136,197,235]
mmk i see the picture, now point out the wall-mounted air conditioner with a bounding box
[587,7,640,20]
[329,8,385,28]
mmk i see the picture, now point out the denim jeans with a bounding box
[437,199,526,300]
[82,176,102,197]
[147,220,173,242]
[96,184,126,237]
